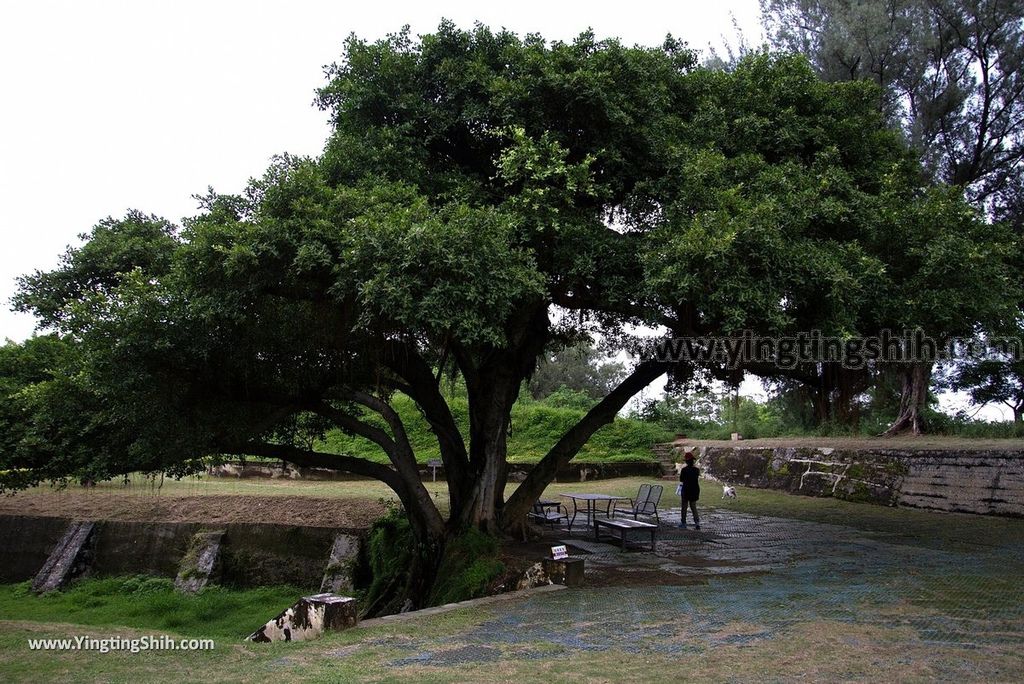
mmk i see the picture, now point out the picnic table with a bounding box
[560,493,628,532]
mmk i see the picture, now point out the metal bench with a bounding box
[613,483,663,524]
[594,517,657,551]
[529,500,569,529]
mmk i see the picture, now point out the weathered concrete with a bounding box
[1,516,358,588]
[247,593,358,642]
[92,520,197,578]
[218,523,350,589]
[651,443,684,478]
[174,529,225,593]
[31,520,96,594]
[0,515,82,583]
[320,533,360,594]
[515,562,551,590]
[691,445,1024,516]
[542,557,585,587]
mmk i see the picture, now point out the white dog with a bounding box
[722,485,737,499]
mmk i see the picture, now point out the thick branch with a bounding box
[234,441,446,540]
[381,341,469,469]
[348,391,415,459]
[311,401,398,457]
[343,391,431,492]
[226,442,400,487]
[501,361,667,526]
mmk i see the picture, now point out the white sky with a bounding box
[0,1,1010,421]
[0,0,762,343]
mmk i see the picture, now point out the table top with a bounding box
[560,493,627,501]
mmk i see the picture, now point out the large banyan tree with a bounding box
[7,24,1018,598]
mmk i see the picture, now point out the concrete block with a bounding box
[542,557,585,587]
[247,593,358,642]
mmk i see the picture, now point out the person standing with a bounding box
[678,451,701,530]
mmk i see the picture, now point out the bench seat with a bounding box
[594,517,657,551]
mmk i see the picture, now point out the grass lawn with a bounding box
[0,578,305,639]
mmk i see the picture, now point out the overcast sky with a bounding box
[0,0,763,341]
[0,1,1007,420]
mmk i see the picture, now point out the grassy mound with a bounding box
[319,393,670,464]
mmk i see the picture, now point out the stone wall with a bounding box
[0,516,359,587]
[693,445,1024,517]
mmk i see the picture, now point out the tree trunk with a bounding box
[834,365,866,429]
[811,381,831,425]
[882,362,932,436]
[457,364,519,533]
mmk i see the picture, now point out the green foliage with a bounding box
[428,527,504,606]
[9,21,1018,551]
[528,341,626,401]
[632,391,722,435]
[950,352,1024,428]
[0,577,305,638]
[762,0,1024,205]
[13,211,178,326]
[321,392,670,463]
[633,388,796,440]
[359,508,416,617]
[359,509,501,614]
[920,411,1023,439]
[530,387,596,410]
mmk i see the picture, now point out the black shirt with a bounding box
[679,463,700,501]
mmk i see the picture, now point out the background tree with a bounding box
[951,351,1024,428]
[528,341,625,400]
[760,0,1024,433]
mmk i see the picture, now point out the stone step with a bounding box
[32,520,96,594]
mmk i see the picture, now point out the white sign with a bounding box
[551,545,568,560]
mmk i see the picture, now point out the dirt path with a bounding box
[0,492,386,528]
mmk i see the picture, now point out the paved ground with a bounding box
[346,505,1024,680]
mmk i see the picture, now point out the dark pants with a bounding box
[682,498,700,525]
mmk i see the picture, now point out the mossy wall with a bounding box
[0,516,357,588]
[695,446,1024,516]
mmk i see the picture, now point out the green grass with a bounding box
[709,479,1024,551]
[1,600,1019,683]
[0,577,306,639]
[319,393,670,464]
[10,472,399,499]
